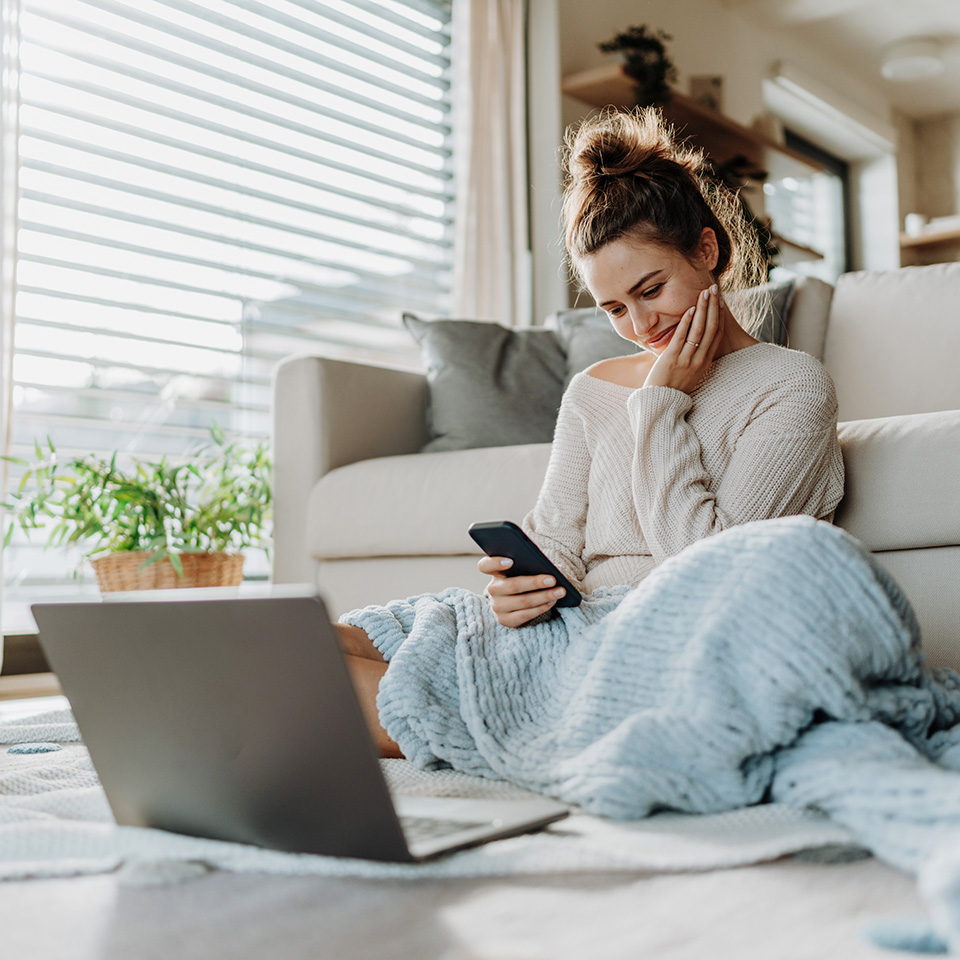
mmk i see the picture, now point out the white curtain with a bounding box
[0,0,21,674]
[451,0,532,327]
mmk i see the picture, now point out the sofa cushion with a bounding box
[308,443,553,559]
[311,410,960,561]
[835,410,960,551]
[823,262,960,420]
[784,275,833,361]
[402,313,566,453]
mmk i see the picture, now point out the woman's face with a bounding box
[580,230,719,354]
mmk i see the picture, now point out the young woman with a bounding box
[337,107,844,757]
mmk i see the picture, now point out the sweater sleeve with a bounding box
[627,370,844,564]
[520,390,590,591]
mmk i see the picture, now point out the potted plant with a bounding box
[598,25,678,108]
[2,425,271,592]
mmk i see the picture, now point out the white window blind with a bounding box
[5,0,454,600]
[765,133,848,285]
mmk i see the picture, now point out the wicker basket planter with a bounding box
[91,552,245,593]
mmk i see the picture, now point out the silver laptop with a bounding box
[32,585,568,862]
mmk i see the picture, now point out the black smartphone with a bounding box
[467,520,582,607]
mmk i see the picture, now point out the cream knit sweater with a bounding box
[522,342,845,593]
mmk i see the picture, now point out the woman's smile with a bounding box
[647,324,678,349]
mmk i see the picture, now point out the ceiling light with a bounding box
[881,37,945,82]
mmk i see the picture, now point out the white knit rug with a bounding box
[0,707,864,882]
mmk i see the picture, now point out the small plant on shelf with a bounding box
[598,25,677,108]
[1,425,271,592]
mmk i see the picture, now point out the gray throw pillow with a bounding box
[728,278,795,346]
[555,307,641,382]
[403,313,566,453]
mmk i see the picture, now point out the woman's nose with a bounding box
[628,305,653,335]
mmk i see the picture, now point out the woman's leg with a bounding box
[333,623,402,756]
[343,652,403,759]
[334,623,385,661]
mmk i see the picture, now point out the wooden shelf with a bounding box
[900,225,960,249]
[561,64,823,182]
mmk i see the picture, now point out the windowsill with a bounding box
[0,673,62,701]
[3,601,39,638]
[2,580,281,678]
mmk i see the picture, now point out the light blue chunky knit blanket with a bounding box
[343,516,960,948]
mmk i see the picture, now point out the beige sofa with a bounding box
[272,262,960,669]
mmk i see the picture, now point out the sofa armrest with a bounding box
[835,409,960,551]
[271,355,429,583]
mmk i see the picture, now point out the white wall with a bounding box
[557,0,894,136]
[896,111,960,267]
[916,114,960,218]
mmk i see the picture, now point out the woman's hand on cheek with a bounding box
[644,285,723,393]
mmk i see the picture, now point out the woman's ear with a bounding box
[696,228,720,272]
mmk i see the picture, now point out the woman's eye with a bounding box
[607,306,625,318]
[642,284,663,299]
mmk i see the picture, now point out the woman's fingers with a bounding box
[478,555,513,576]
[488,573,565,603]
[661,303,694,359]
[682,285,716,353]
[497,598,558,628]
[484,567,566,627]
[680,291,706,353]
[702,285,721,354]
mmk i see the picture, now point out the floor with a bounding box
[0,694,928,960]
[0,857,922,960]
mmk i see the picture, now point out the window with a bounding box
[4,0,455,608]
[766,131,850,284]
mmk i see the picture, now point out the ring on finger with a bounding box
[686,340,701,346]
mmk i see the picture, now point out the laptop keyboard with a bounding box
[399,815,490,844]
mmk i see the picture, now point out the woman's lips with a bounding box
[648,324,677,349]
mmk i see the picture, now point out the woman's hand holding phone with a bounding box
[478,555,567,628]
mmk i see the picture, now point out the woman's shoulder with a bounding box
[577,352,655,389]
[558,357,650,423]
[715,343,838,426]
[723,342,834,391]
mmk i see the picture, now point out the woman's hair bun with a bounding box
[566,108,701,184]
